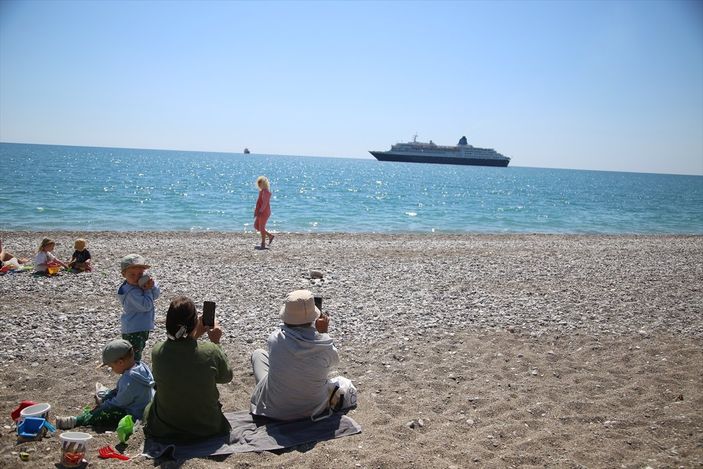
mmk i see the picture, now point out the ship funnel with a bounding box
[458,136,468,146]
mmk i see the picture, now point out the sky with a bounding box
[1,0,702,175]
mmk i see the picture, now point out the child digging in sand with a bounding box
[68,238,92,272]
[34,238,68,274]
[118,254,161,362]
[56,339,155,429]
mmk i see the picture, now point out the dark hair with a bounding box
[166,296,198,340]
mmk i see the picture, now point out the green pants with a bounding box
[76,407,128,429]
[122,331,150,362]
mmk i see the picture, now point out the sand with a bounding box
[0,231,701,468]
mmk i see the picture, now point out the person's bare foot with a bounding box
[268,234,275,246]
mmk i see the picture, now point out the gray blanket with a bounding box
[142,411,361,461]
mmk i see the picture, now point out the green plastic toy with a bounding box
[116,415,134,444]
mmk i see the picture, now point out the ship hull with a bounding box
[370,151,509,167]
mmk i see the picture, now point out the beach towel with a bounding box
[142,411,361,462]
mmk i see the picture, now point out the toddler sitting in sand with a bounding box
[34,238,68,274]
[68,238,92,272]
[118,254,161,362]
[0,239,30,273]
[56,339,155,429]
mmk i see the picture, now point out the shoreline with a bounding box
[4,229,703,236]
[1,231,701,467]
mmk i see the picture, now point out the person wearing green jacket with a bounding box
[143,296,233,442]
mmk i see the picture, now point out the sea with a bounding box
[1,142,702,234]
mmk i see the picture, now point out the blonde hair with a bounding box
[74,238,87,251]
[256,176,270,191]
[38,238,55,252]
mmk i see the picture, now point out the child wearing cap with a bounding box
[34,238,68,274]
[68,238,92,272]
[55,339,155,429]
[118,254,161,362]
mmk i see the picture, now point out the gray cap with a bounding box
[120,254,150,273]
[100,339,133,366]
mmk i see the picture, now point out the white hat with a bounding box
[280,290,320,325]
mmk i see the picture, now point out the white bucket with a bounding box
[19,403,51,421]
[59,432,92,468]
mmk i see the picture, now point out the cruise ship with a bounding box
[369,135,510,167]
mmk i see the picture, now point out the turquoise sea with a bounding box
[1,143,702,234]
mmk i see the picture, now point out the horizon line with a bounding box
[1,140,701,177]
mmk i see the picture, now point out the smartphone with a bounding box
[202,301,216,327]
[314,296,323,311]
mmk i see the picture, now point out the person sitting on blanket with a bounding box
[143,296,233,442]
[250,289,340,421]
[56,339,155,429]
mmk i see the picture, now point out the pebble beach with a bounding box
[0,231,702,468]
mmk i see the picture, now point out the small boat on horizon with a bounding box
[370,135,510,167]
[243,148,250,154]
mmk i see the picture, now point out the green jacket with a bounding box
[143,339,233,442]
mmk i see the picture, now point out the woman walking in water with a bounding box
[254,176,274,249]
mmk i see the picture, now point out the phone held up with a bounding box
[314,296,323,312]
[202,301,216,328]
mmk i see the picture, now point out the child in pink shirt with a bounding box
[254,176,274,249]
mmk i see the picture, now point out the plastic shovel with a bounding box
[98,445,130,461]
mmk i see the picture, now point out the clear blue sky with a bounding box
[1,0,702,175]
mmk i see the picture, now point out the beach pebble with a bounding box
[406,419,425,429]
[310,270,324,279]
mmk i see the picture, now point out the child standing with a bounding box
[68,238,92,272]
[34,238,68,274]
[56,339,155,429]
[254,175,274,249]
[118,254,161,362]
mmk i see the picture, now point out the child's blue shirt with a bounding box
[117,281,161,334]
[100,361,156,420]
